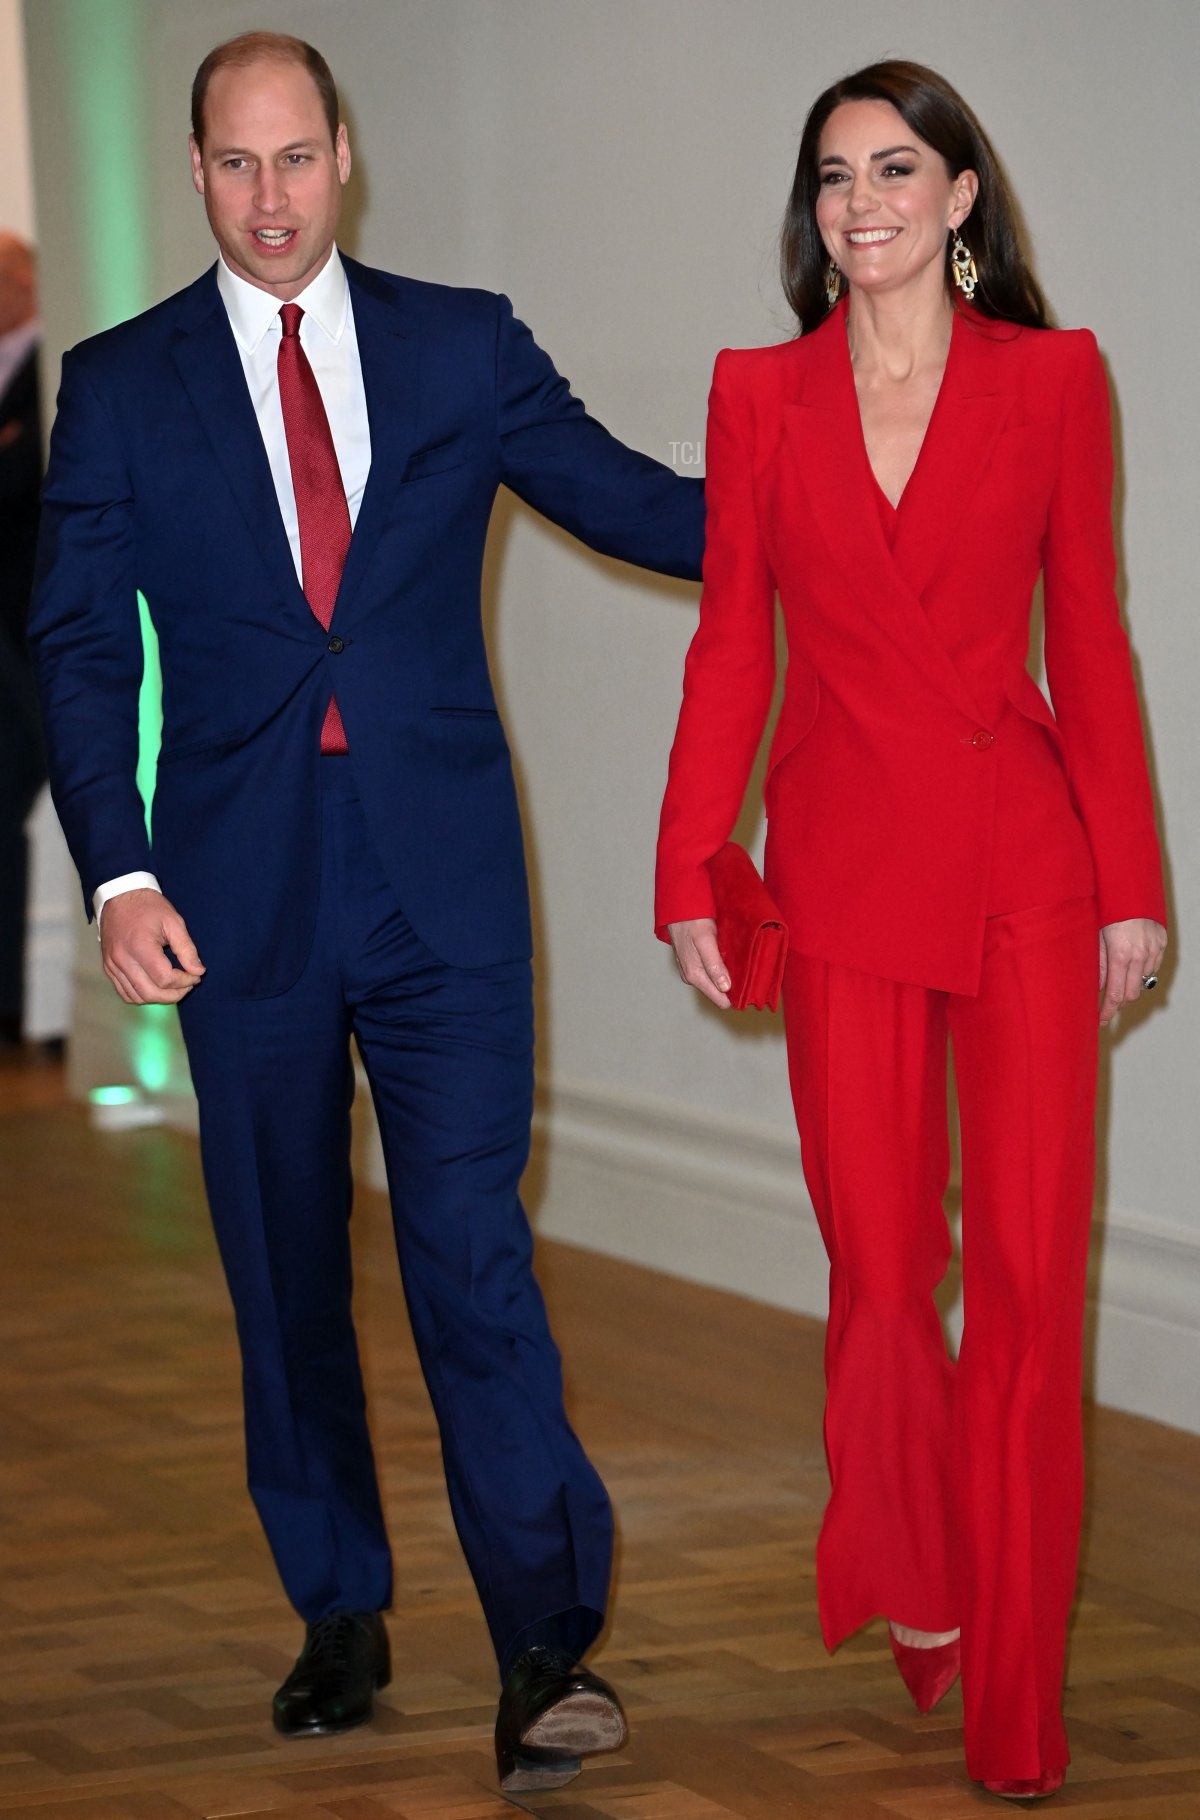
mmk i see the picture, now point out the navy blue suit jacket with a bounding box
[30,257,704,994]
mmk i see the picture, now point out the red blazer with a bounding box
[656,298,1166,996]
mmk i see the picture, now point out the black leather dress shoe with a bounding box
[272,1610,391,1736]
[494,1644,626,1791]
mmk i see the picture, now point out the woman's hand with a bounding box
[668,918,732,1010]
[1099,918,1167,1026]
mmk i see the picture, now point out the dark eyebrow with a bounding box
[210,138,322,158]
[818,144,921,168]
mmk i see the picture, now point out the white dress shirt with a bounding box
[94,245,372,923]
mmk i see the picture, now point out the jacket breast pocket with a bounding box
[402,440,472,484]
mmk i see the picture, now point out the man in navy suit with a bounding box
[30,32,703,1791]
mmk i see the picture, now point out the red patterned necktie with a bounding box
[277,301,350,754]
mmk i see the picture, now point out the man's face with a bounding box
[189,59,351,301]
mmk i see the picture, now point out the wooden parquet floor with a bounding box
[0,1051,1198,1817]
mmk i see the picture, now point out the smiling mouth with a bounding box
[252,227,299,251]
[845,228,901,246]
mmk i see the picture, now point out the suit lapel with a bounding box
[785,300,900,638]
[784,300,1011,722]
[890,308,1014,603]
[169,269,308,620]
[169,260,425,629]
[333,259,423,621]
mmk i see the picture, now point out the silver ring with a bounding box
[1142,974,1158,990]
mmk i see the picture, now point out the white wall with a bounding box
[0,0,34,231]
[24,0,1199,1430]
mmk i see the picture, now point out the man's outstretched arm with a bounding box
[495,296,705,582]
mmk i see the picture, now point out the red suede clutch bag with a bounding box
[704,842,789,1011]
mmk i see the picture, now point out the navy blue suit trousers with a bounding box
[179,762,613,1667]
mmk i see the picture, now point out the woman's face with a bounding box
[814,98,977,301]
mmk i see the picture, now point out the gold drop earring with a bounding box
[825,260,842,308]
[950,230,978,301]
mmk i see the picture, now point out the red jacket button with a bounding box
[971,729,995,750]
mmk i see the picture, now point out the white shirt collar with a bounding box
[217,245,350,354]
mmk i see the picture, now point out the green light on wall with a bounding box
[59,1,160,820]
[56,0,164,1071]
[136,591,161,830]
[88,1083,166,1132]
[62,0,150,332]
[90,1085,139,1108]
[130,1002,174,1094]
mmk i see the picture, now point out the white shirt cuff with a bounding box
[93,872,162,931]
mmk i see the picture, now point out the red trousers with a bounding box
[782,898,1099,1782]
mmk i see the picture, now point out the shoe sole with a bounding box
[520,1686,627,1754]
[500,1749,583,1792]
[981,1790,1063,1804]
[274,1705,373,1738]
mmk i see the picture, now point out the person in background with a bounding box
[656,59,1166,1802]
[31,32,704,1794]
[0,233,45,1049]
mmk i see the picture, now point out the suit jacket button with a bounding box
[971,728,995,750]
[327,634,345,654]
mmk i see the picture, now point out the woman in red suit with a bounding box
[656,61,1167,1801]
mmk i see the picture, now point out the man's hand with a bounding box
[1099,918,1167,1027]
[100,889,206,1005]
[668,917,732,1010]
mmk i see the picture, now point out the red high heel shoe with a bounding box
[981,1771,1065,1800]
[887,1626,961,1713]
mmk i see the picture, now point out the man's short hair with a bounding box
[191,31,339,151]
